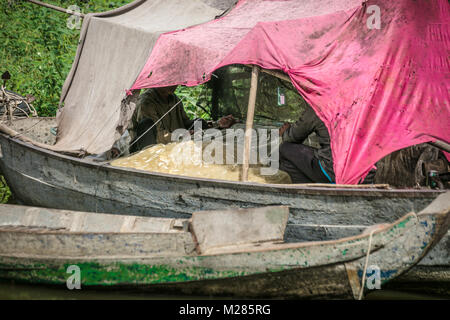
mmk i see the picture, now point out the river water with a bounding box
[0,280,447,300]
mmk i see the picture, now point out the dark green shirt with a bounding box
[282,105,335,180]
[130,89,193,143]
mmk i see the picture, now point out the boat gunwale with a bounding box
[0,209,424,256]
[0,132,444,198]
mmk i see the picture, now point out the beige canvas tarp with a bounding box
[49,0,234,155]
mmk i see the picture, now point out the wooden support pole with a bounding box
[242,64,450,160]
[26,0,85,18]
[245,65,290,82]
[428,140,450,153]
[242,65,260,182]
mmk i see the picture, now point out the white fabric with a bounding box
[51,0,230,155]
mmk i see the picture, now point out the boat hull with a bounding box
[0,196,448,299]
[0,133,442,240]
[0,255,356,299]
[0,133,448,293]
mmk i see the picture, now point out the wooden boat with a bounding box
[0,118,444,239]
[0,192,448,299]
[0,118,448,293]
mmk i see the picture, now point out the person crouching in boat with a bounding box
[87,86,202,161]
[127,86,237,153]
[103,86,237,159]
[128,85,205,153]
[278,104,335,184]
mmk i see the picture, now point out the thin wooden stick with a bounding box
[8,102,13,121]
[291,183,391,189]
[1,86,8,122]
[26,0,85,18]
[428,140,450,153]
[245,65,290,82]
[242,65,260,181]
[0,122,52,149]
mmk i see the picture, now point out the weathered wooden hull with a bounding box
[0,129,448,291]
[386,232,450,295]
[0,133,443,237]
[0,194,448,299]
[0,256,357,299]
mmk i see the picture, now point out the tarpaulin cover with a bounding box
[131,0,450,184]
[52,0,231,155]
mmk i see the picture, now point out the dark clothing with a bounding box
[130,117,208,153]
[281,105,335,183]
[130,88,194,144]
[279,142,332,183]
[129,118,157,154]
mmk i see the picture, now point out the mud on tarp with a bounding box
[131,0,450,184]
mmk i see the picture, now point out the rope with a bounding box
[357,212,419,300]
[26,0,85,18]
[118,97,185,158]
[10,119,46,139]
[358,229,375,300]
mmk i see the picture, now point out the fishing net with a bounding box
[114,66,311,184]
[111,140,292,184]
[184,65,308,126]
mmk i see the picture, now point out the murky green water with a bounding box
[0,280,210,300]
[0,280,447,300]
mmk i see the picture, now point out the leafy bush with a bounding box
[176,84,212,120]
[1,0,137,201]
[0,0,216,201]
[0,176,11,204]
[0,0,133,116]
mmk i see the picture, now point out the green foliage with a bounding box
[176,84,212,120]
[1,0,214,120]
[0,176,11,204]
[0,0,136,200]
[0,0,221,201]
[211,66,305,125]
[0,0,133,117]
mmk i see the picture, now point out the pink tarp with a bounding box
[130,0,450,184]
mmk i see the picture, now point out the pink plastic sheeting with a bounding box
[131,0,450,184]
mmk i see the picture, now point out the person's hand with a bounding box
[279,122,291,136]
[218,114,237,129]
[110,147,120,159]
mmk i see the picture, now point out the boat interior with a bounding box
[0,203,407,256]
[4,116,449,189]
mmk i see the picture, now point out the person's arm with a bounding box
[178,98,195,129]
[110,130,131,158]
[282,106,316,143]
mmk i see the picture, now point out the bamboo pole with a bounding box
[26,0,85,18]
[242,65,260,181]
[245,65,290,82]
[428,140,450,153]
[291,183,390,189]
